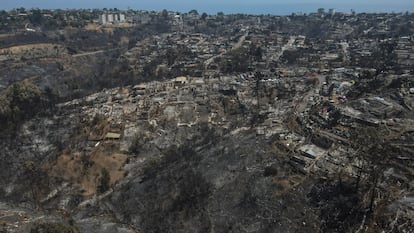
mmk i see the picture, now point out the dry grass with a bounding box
[0,43,64,54]
[84,23,101,31]
[272,175,305,196]
[48,143,128,196]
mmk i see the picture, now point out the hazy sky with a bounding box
[2,0,414,14]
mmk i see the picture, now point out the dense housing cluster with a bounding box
[0,8,413,233]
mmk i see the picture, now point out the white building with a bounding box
[99,13,127,24]
[119,14,126,22]
[107,14,114,23]
[99,14,107,24]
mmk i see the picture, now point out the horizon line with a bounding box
[2,6,414,16]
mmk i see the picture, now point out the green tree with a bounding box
[6,79,41,119]
[201,12,208,20]
[217,11,225,21]
[317,8,325,15]
[0,79,42,132]
[161,9,169,20]
[189,9,199,15]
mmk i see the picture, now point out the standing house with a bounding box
[174,76,188,88]
[133,83,148,95]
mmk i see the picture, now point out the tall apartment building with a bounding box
[99,13,127,24]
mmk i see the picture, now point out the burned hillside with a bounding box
[0,8,414,233]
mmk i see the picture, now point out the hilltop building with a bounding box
[99,13,126,24]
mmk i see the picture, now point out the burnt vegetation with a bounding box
[0,7,413,233]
